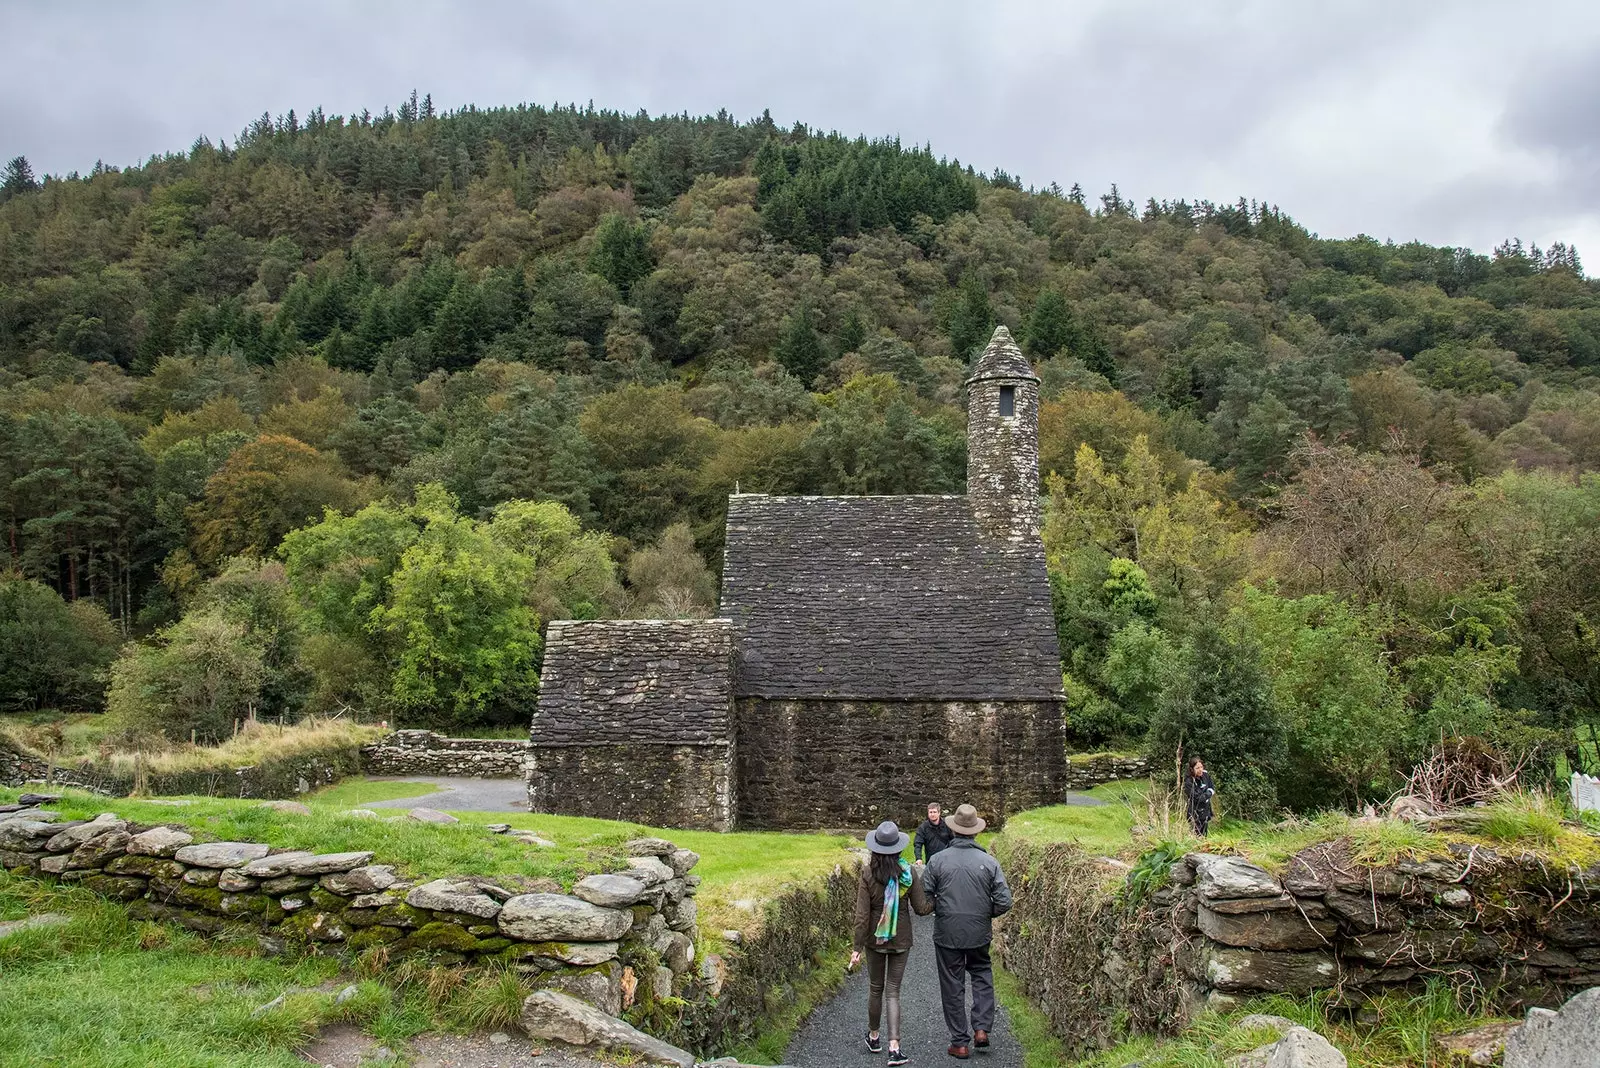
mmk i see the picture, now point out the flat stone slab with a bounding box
[285,851,374,875]
[406,807,458,824]
[572,873,655,908]
[406,878,503,919]
[0,912,70,940]
[239,851,315,878]
[519,990,694,1067]
[1190,854,1284,901]
[127,826,192,857]
[173,842,271,868]
[498,894,632,942]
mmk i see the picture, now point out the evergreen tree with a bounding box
[1026,290,1075,357]
[948,272,994,361]
[774,305,826,385]
[1,155,39,202]
[588,213,654,297]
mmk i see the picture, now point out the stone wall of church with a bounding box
[733,698,1065,830]
[527,743,735,832]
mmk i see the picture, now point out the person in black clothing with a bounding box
[1185,757,1216,835]
[914,801,953,863]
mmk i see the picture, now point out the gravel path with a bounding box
[364,776,530,813]
[786,937,1022,1068]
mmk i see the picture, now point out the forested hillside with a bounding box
[2,97,1597,810]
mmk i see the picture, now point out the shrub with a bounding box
[0,577,121,712]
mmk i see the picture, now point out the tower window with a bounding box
[999,385,1015,417]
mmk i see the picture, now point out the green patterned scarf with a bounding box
[873,859,913,944]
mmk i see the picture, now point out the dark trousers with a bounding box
[934,942,995,1046]
[1189,805,1211,836]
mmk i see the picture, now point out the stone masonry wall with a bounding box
[735,698,1065,829]
[997,836,1600,1053]
[1,734,357,798]
[0,802,707,1024]
[362,730,526,778]
[1063,754,1151,791]
[527,743,734,833]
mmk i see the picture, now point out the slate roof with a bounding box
[531,619,734,745]
[967,325,1040,385]
[719,494,1064,701]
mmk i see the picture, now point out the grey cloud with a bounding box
[1,1,1597,259]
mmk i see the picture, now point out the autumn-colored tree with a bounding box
[189,435,367,567]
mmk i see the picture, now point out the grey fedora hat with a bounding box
[865,820,909,854]
[947,804,986,835]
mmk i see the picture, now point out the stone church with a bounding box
[528,326,1066,831]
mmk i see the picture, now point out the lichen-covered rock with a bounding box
[182,867,221,887]
[1203,947,1337,994]
[666,849,699,877]
[66,830,130,870]
[656,929,694,974]
[126,826,192,857]
[667,898,697,933]
[572,873,654,908]
[537,961,623,1016]
[406,878,503,919]
[0,819,63,851]
[628,856,674,887]
[218,869,260,892]
[81,874,147,901]
[1504,986,1600,1068]
[174,842,270,868]
[625,837,677,858]
[518,990,694,1068]
[513,940,619,967]
[1199,905,1335,952]
[1227,1025,1348,1068]
[240,851,315,878]
[104,854,183,878]
[1189,854,1283,901]
[497,894,632,942]
[406,807,458,824]
[320,865,396,895]
[46,814,126,853]
[259,874,316,895]
[286,851,374,875]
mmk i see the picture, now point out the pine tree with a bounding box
[1,156,39,202]
[1025,290,1074,357]
[947,272,993,361]
[774,305,826,384]
[588,213,654,297]
[834,306,868,358]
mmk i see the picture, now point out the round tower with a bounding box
[966,325,1042,542]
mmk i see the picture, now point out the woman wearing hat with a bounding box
[849,820,931,1065]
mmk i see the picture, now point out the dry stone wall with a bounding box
[361,730,526,778]
[1063,754,1151,791]
[735,698,1065,829]
[0,804,708,1020]
[1,733,359,799]
[998,837,1600,1053]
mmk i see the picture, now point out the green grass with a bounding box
[0,871,372,1067]
[302,777,442,809]
[998,780,1153,856]
[721,936,850,1064]
[1076,983,1510,1068]
[994,963,1071,1067]
[0,784,855,937]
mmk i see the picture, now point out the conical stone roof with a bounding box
[966,325,1039,385]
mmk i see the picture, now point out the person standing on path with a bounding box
[1185,757,1216,836]
[849,820,932,1066]
[921,803,1012,1060]
[914,801,954,864]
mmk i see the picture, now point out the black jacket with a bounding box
[922,837,1012,949]
[1185,772,1216,814]
[914,817,954,862]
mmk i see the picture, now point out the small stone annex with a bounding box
[528,326,1066,830]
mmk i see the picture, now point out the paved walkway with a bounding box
[787,937,1022,1068]
[1060,790,1107,806]
[364,776,529,813]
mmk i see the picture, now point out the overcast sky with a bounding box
[4,1,1597,262]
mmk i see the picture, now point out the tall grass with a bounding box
[94,717,386,776]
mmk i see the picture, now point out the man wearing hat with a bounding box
[920,803,1012,1060]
